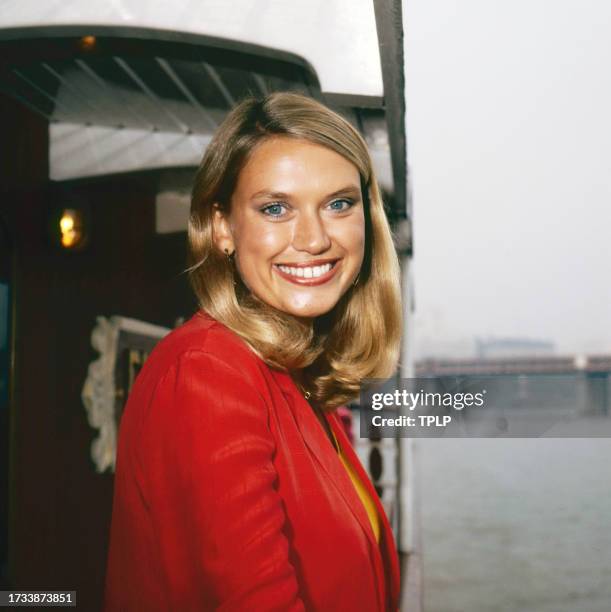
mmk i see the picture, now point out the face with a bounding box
[213,136,366,320]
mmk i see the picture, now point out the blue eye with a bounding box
[328,198,353,211]
[261,203,286,217]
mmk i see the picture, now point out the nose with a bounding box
[292,209,332,254]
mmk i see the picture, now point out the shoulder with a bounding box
[118,314,279,501]
[135,310,267,392]
[121,311,276,439]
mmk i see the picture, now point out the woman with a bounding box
[104,92,403,611]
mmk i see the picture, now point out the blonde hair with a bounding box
[188,92,402,411]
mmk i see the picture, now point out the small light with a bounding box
[79,35,97,51]
[60,215,74,232]
[48,196,91,252]
[58,209,84,250]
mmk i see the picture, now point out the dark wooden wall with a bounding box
[0,93,196,610]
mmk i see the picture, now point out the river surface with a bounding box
[416,431,611,611]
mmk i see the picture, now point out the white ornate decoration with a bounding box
[81,316,170,473]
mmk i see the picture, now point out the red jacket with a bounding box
[104,311,400,611]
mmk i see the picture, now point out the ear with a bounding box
[212,204,235,255]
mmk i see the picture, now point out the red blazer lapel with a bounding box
[270,369,392,611]
[328,411,401,611]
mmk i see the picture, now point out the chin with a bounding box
[281,295,341,320]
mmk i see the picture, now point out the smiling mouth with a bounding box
[273,259,340,286]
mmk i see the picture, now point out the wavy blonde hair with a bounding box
[187,92,402,411]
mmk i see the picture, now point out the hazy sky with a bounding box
[404,0,611,358]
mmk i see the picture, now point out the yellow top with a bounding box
[332,431,380,543]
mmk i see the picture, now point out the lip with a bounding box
[274,257,339,268]
[273,258,341,286]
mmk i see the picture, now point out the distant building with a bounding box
[476,337,555,359]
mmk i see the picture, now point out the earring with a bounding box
[224,248,237,286]
[353,273,360,287]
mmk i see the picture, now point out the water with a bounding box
[416,431,611,612]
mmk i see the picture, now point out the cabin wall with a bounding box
[0,93,196,610]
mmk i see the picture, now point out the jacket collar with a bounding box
[270,368,399,611]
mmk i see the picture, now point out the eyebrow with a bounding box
[250,185,362,201]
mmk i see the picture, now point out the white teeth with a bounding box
[276,262,335,279]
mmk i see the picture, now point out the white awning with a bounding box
[0,0,383,98]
